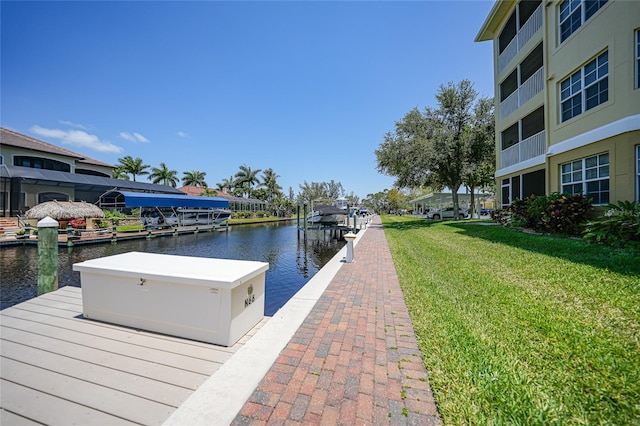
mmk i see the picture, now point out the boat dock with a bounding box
[0,286,267,425]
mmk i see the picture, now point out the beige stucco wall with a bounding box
[548,131,639,203]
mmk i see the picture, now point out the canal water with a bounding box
[0,222,345,315]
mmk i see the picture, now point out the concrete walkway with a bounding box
[233,217,440,424]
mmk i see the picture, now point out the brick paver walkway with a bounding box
[233,217,440,425]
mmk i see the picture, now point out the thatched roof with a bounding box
[24,200,105,220]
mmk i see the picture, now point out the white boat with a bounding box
[306,205,346,225]
[164,208,231,226]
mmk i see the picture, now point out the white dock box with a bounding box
[73,252,269,346]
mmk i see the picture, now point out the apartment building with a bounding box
[476,0,640,208]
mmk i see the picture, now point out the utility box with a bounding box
[73,252,269,346]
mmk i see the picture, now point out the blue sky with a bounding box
[1,0,495,199]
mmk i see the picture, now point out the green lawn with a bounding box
[382,215,640,425]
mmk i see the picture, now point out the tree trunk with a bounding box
[451,185,460,219]
[469,185,476,218]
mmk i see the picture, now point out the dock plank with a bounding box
[0,379,136,426]
[1,340,190,407]
[0,409,42,426]
[0,325,211,390]
[0,316,220,374]
[1,358,174,425]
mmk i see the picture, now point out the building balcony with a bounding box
[497,3,543,74]
[500,130,546,169]
[499,66,544,120]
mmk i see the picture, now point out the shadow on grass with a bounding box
[382,216,640,279]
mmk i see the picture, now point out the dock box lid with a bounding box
[73,252,269,289]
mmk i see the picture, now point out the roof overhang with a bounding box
[475,0,517,42]
[0,165,183,194]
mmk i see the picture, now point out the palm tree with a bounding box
[111,166,130,180]
[235,164,262,198]
[215,176,236,194]
[261,168,282,203]
[148,162,179,187]
[117,155,149,182]
[182,170,208,187]
[201,187,219,197]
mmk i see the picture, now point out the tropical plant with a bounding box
[103,209,125,225]
[216,176,236,194]
[505,193,592,236]
[148,162,179,187]
[182,170,208,187]
[116,155,149,182]
[111,166,130,180]
[69,218,86,229]
[260,168,282,203]
[201,187,219,197]
[583,200,640,246]
[235,164,262,198]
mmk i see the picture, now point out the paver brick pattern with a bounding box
[233,217,440,425]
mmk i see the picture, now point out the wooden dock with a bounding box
[0,286,268,425]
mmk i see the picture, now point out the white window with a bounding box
[560,51,608,122]
[561,153,610,205]
[559,0,608,43]
[636,30,640,89]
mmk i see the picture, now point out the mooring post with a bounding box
[303,203,308,231]
[111,222,118,243]
[37,216,59,296]
[344,232,356,263]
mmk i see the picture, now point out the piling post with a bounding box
[303,203,308,231]
[37,216,59,296]
[111,222,118,243]
[344,232,356,263]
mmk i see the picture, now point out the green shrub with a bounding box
[232,211,254,219]
[504,193,592,236]
[103,209,125,224]
[583,200,640,247]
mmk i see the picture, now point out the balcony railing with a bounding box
[500,90,520,119]
[499,66,544,120]
[497,4,543,74]
[500,130,546,168]
[519,67,544,106]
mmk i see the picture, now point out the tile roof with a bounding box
[0,127,114,168]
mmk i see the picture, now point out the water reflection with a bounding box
[0,222,345,315]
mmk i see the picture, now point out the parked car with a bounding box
[480,208,494,216]
[426,207,469,219]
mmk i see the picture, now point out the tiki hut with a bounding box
[24,201,105,228]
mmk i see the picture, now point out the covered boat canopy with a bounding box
[99,190,229,209]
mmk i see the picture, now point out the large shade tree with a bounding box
[376,80,493,217]
[117,155,149,182]
[182,170,208,187]
[148,162,179,187]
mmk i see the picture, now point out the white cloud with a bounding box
[30,125,123,154]
[133,132,149,143]
[119,131,149,143]
[59,120,92,130]
[177,131,190,138]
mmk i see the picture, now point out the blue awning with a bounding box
[99,190,229,209]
